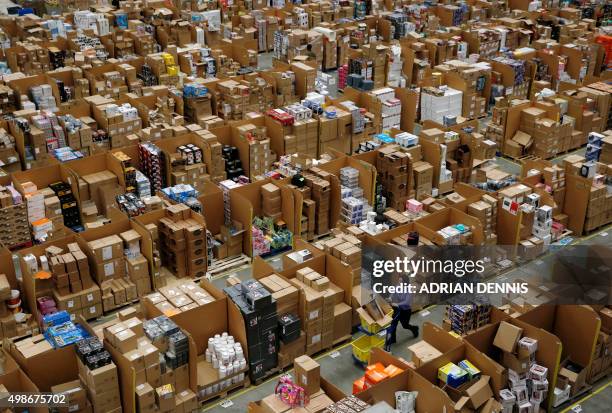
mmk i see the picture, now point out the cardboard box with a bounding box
[294,355,320,396]
[408,340,443,367]
[465,375,493,409]
[493,321,523,353]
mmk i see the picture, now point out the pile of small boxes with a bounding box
[158,203,207,278]
[376,147,411,211]
[138,142,165,193]
[169,143,208,192]
[371,87,402,130]
[0,185,30,248]
[413,161,434,199]
[446,300,491,336]
[420,86,463,125]
[144,281,216,316]
[237,123,274,178]
[468,194,499,243]
[261,183,282,220]
[76,336,122,412]
[104,315,196,413]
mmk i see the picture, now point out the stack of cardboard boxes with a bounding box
[257,273,303,368]
[87,235,125,284]
[585,181,609,232]
[80,170,120,221]
[215,80,251,121]
[261,183,282,220]
[22,181,68,243]
[493,322,550,413]
[158,204,207,278]
[294,267,352,353]
[76,336,122,413]
[413,161,434,199]
[84,233,143,313]
[320,106,354,155]
[300,170,332,238]
[533,118,561,159]
[467,194,498,244]
[8,43,51,74]
[316,231,363,286]
[50,380,92,412]
[193,129,226,184]
[293,267,325,355]
[104,315,196,413]
[122,230,153,298]
[290,63,316,99]
[376,147,411,211]
[45,243,103,320]
[236,123,273,178]
[261,355,334,412]
[0,185,30,248]
[168,143,209,192]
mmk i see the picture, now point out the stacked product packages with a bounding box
[445,298,491,336]
[224,279,277,381]
[138,142,164,193]
[340,166,373,225]
[200,332,247,398]
[42,310,89,348]
[251,216,292,257]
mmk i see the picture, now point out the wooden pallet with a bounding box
[306,231,332,243]
[206,254,251,279]
[584,222,612,236]
[555,229,573,242]
[199,378,251,406]
[332,334,353,347]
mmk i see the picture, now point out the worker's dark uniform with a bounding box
[387,291,419,345]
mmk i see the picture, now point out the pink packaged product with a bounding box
[406,199,423,213]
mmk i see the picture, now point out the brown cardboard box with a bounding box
[408,340,443,367]
[262,394,290,412]
[502,351,530,374]
[559,361,587,396]
[51,380,88,413]
[294,355,320,396]
[333,303,352,341]
[136,383,156,412]
[493,321,523,353]
[155,384,175,412]
[465,376,493,409]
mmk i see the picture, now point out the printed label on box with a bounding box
[104,262,115,277]
[102,246,113,261]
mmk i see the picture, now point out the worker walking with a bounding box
[387,288,419,345]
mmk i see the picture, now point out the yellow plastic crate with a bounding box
[351,333,386,364]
